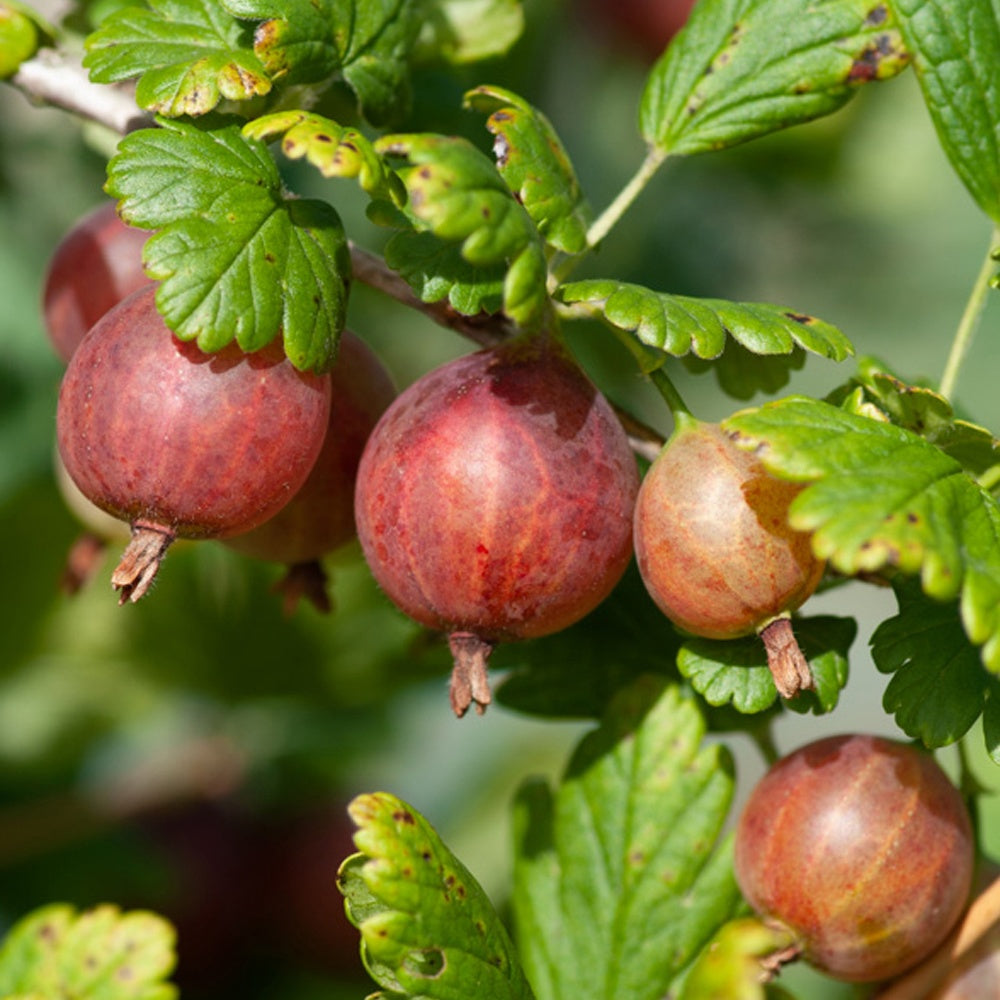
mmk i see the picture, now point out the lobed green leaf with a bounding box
[512,676,741,1000]
[338,791,535,1000]
[829,356,1000,478]
[871,578,990,748]
[678,615,855,716]
[106,115,349,372]
[376,133,549,326]
[725,396,1000,673]
[887,0,1000,223]
[243,111,407,206]
[224,0,422,125]
[640,0,911,156]
[556,279,852,372]
[465,84,591,255]
[0,903,177,1000]
[83,0,270,116]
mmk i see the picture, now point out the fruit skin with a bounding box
[734,734,974,984]
[42,200,152,363]
[582,0,697,61]
[354,334,639,712]
[634,420,823,640]
[225,330,396,566]
[57,285,331,600]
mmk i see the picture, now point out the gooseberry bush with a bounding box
[2,0,1000,998]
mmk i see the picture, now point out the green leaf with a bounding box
[683,340,807,401]
[556,279,852,371]
[224,0,422,125]
[887,0,1000,223]
[0,903,177,1000]
[106,115,349,372]
[871,578,989,748]
[464,85,591,254]
[679,917,798,1000]
[384,230,505,316]
[830,356,1000,478]
[242,111,407,206]
[417,0,524,64]
[338,791,535,1000]
[678,615,855,716]
[724,396,1000,673]
[512,676,741,1000]
[495,565,681,719]
[376,133,549,326]
[640,0,911,155]
[83,0,270,116]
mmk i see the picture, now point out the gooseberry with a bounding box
[224,330,397,613]
[42,199,152,363]
[57,285,331,603]
[354,333,639,715]
[734,733,974,984]
[633,419,824,697]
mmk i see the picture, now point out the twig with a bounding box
[11,48,150,134]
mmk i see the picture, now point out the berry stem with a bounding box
[111,524,175,604]
[874,873,1000,1000]
[447,632,495,717]
[939,224,999,402]
[759,617,814,699]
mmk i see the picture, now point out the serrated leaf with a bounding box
[464,85,590,254]
[0,903,177,1000]
[640,0,911,155]
[683,340,807,401]
[871,578,989,747]
[512,676,741,1000]
[106,115,349,372]
[679,918,798,1000]
[417,0,524,64]
[888,0,1000,222]
[376,133,549,326]
[678,615,855,715]
[831,356,1000,477]
[83,0,270,116]
[242,111,407,206]
[556,279,852,370]
[224,0,421,125]
[384,230,505,315]
[495,564,680,719]
[338,792,534,1000]
[724,397,1000,673]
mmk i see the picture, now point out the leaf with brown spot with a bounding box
[84,0,270,116]
[726,396,1000,673]
[338,791,534,999]
[640,0,911,156]
[0,903,177,1000]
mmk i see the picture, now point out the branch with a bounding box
[8,40,667,459]
[10,48,151,134]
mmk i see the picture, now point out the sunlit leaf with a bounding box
[84,0,270,116]
[107,115,349,371]
[339,791,534,999]
[641,0,910,155]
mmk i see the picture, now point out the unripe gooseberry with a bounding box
[224,330,397,613]
[354,334,640,716]
[57,285,331,603]
[42,200,152,363]
[734,734,974,984]
[633,419,824,697]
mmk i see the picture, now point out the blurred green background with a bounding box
[1,1,999,998]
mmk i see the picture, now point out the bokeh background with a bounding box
[2,1,999,997]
